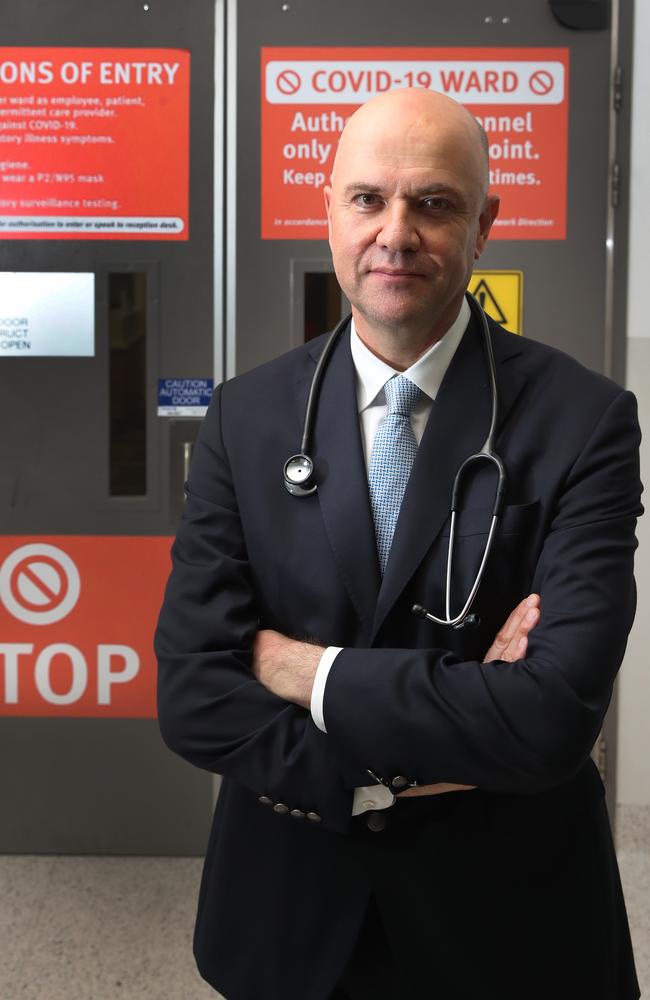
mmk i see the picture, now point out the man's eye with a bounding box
[422,196,451,210]
[353,193,380,207]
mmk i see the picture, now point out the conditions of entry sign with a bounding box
[0,47,189,240]
[0,537,172,717]
[261,46,569,241]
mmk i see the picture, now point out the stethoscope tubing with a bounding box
[299,314,350,456]
[283,291,507,627]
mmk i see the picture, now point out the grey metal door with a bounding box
[227,0,630,805]
[0,0,222,853]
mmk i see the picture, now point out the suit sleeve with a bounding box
[322,388,643,795]
[155,384,366,833]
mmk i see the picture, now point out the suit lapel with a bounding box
[300,327,381,634]
[371,316,527,641]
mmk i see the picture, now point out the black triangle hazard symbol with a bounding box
[472,278,508,325]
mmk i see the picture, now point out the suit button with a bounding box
[306,812,322,823]
[258,796,273,806]
[391,775,410,791]
[290,809,305,820]
[366,811,387,833]
[273,803,289,815]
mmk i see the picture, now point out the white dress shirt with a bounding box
[310,298,471,815]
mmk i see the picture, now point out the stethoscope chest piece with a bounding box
[282,313,352,498]
[284,453,317,497]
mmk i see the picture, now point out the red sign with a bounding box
[261,47,569,241]
[0,48,189,240]
[0,537,172,717]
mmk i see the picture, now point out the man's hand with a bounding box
[252,629,324,709]
[399,593,541,798]
[482,593,540,664]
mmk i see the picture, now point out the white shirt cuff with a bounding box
[352,784,396,816]
[310,646,342,733]
[311,647,396,817]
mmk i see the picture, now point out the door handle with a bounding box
[182,441,193,499]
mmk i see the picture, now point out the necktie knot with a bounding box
[384,375,422,417]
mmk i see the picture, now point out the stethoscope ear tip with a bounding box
[454,613,481,630]
[412,604,481,629]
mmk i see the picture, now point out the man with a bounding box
[155,88,642,1000]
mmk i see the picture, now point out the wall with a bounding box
[617,0,650,807]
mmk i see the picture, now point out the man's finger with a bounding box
[483,594,540,663]
[495,594,538,648]
[399,782,476,798]
[492,601,526,649]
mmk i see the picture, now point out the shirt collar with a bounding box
[349,296,471,412]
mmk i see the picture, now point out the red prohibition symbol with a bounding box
[0,543,81,626]
[9,555,70,613]
[276,69,302,95]
[529,70,554,96]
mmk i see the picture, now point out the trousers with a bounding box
[332,893,397,1000]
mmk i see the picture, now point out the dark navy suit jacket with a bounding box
[156,314,642,1000]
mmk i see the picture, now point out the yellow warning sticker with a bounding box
[468,270,524,335]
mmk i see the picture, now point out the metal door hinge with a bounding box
[611,162,620,208]
[613,65,623,112]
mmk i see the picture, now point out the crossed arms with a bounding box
[156,378,642,833]
[252,594,541,798]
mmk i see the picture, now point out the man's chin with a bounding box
[354,300,435,333]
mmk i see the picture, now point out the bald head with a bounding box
[332,88,489,206]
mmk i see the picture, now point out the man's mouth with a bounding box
[369,268,424,278]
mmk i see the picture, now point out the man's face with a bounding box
[324,98,498,343]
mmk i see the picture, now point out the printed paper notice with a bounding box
[0,48,189,240]
[0,272,94,356]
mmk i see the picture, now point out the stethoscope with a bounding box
[283,292,507,629]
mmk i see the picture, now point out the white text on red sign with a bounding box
[266,61,564,105]
[0,643,139,707]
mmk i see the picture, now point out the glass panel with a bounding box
[109,273,147,496]
[304,271,342,342]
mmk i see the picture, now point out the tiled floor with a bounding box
[0,856,219,1000]
[1,806,648,1000]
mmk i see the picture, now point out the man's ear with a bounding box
[474,194,500,260]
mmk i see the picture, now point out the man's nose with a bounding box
[376,203,421,253]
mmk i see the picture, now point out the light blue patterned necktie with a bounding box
[368,375,423,574]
